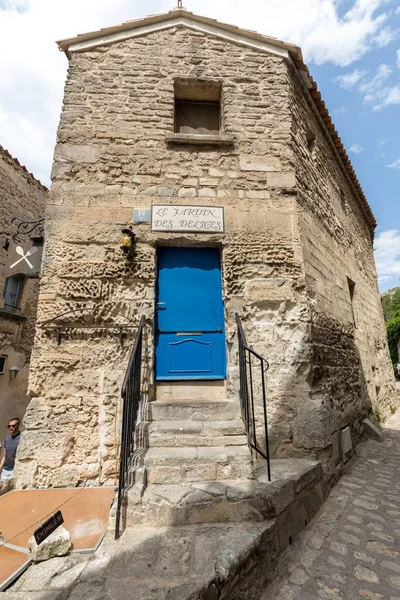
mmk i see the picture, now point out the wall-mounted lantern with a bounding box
[120,228,136,260]
[9,365,20,381]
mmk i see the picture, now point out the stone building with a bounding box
[0,145,47,437]
[16,8,397,491]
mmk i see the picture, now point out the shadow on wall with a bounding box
[234,304,397,484]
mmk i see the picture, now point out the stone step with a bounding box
[144,445,254,484]
[125,458,324,528]
[149,400,241,422]
[148,419,246,447]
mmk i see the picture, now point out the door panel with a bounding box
[155,247,226,380]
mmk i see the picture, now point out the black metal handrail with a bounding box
[236,313,271,481]
[115,315,145,539]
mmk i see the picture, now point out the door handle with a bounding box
[156,302,166,310]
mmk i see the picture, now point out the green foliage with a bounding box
[386,316,400,367]
[374,407,383,423]
[382,287,400,322]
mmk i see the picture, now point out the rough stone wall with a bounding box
[0,146,47,438]
[17,28,310,488]
[287,61,397,456]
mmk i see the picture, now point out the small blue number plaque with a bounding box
[134,209,150,223]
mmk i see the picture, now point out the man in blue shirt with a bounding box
[0,417,21,482]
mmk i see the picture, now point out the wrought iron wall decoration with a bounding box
[3,217,44,254]
[11,217,45,238]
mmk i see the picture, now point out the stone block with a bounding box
[199,188,216,197]
[178,187,196,197]
[246,279,293,302]
[267,171,296,188]
[55,144,101,163]
[363,419,384,442]
[156,187,175,197]
[149,401,241,422]
[294,397,332,450]
[209,167,224,177]
[246,190,271,199]
[240,155,281,172]
[28,526,71,562]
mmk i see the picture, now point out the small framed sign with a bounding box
[134,209,150,223]
[151,205,224,233]
[33,510,64,545]
[5,241,43,277]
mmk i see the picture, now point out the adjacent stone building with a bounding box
[16,9,397,490]
[0,145,47,437]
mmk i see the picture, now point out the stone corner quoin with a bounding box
[15,18,398,489]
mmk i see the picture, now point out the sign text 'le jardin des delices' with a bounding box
[151,205,224,233]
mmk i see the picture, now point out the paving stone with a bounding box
[389,576,400,591]
[354,551,376,565]
[289,568,308,585]
[382,561,400,574]
[259,412,400,600]
[354,565,380,583]
[358,591,384,599]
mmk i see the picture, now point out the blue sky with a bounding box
[0,0,399,290]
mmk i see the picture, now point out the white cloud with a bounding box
[334,57,400,111]
[374,230,400,284]
[335,69,368,89]
[0,0,394,184]
[342,63,400,109]
[0,0,28,11]
[384,84,400,104]
[350,142,364,153]
[195,0,392,67]
[387,158,400,168]
[359,63,392,94]
[374,25,396,47]
[373,84,400,110]
[377,139,388,146]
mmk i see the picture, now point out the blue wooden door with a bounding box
[155,247,226,380]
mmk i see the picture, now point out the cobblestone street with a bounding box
[260,409,400,600]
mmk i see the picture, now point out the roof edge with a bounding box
[292,61,376,230]
[0,145,48,192]
[56,9,302,60]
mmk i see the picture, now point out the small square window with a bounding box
[306,129,316,155]
[0,355,7,375]
[340,190,347,213]
[175,100,220,135]
[174,79,222,135]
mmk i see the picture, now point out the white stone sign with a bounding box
[151,205,224,233]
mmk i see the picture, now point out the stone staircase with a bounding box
[146,399,254,484]
[123,398,262,526]
[122,398,324,531]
